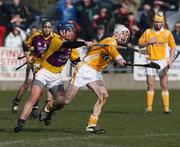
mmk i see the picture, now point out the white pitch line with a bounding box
[0,108,10,111]
[0,133,180,146]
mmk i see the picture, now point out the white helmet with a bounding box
[113,24,130,44]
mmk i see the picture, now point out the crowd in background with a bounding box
[0,0,179,64]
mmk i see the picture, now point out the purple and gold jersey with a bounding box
[23,31,59,63]
[41,37,80,73]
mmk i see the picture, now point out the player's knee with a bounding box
[161,82,168,90]
[147,82,154,90]
[162,86,168,91]
[97,93,108,103]
[102,92,109,99]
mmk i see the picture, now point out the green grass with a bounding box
[0,90,180,147]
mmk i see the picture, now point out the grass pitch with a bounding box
[0,90,180,147]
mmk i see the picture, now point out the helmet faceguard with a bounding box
[57,22,76,33]
[57,22,76,40]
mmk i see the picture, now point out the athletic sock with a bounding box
[87,114,98,127]
[147,91,154,112]
[44,101,54,112]
[13,97,20,104]
[17,118,25,128]
[33,101,39,108]
[162,91,169,112]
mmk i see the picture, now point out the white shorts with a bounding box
[145,59,168,76]
[35,68,63,89]
[71,62,103,87]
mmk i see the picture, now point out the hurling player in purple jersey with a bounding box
[11,20,57,117]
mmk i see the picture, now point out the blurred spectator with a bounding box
[75,0,98,40]
[92,7,114,35]
[142,3,169,29]
[0,26,6,46]
[57,0,77,22]
[94,24,107,42]
[153,0,177,11]
[140,4,153,31]
[126,12,141,46]
[5,25,26,48]
[141,0,178,11]
[30,26,39,36]
[114,4,129,25]
[1,0,34,30]
[96,0,115,11]
[172,22,180,45]
[0,0,7,46]
[153,0,163,13]
[122,0,141,17]
[26,25,39,37]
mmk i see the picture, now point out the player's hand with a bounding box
[117,58,126,66]
[27,56,34,63]
[148,37,158,45]
[59,30,66,38]
[29,46,34,51]
[166,58,173,67]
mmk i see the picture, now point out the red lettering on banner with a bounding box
[0,47,26,81]
[0,59,26,66]
[0,48,23,58]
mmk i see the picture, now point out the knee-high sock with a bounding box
[87,114,98,127]
[162,91,169,112]
[147,91,154,112]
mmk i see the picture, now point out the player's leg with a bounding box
[86,80,109,134]
[160,74,171,113]
[146,75,155,113]
[158,59,171,113]
[35,90,54,119]
[14,68,47,132]
[39,83,80,125]
[39,62,85,120]
[29,70,40,118]
[145,60,156,113]
[46,90,54,103]
[12,79,32,112]
[12,66,32,112]
[39,84,65,125]
[14,82,44,132]
[38,71,65,124]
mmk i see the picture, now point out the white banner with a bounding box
[0,47,26,81]
[133,46,180,81]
